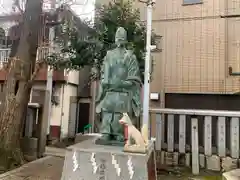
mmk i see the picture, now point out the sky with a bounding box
[56,0,95,21]
[0,0,95,31]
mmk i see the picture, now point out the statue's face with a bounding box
[115,27,127,48]
[115,38,126,47]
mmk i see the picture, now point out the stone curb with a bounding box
[44,147,66,158]
[0,156,52,178]
[44,152,66,158]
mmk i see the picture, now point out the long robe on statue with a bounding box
[96,48,142,142]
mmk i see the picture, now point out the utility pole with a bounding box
[139,0,156,139]
[46,0,56,135]
[38,0,56,157]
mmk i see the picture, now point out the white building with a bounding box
[0,5,95,141]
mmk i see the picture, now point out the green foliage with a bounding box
[95,0,148,80]
[49,0,155,81]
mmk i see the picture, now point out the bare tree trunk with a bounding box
[0,0,43,169]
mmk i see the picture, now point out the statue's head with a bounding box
[115,27,127,47]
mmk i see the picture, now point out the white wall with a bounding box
[66,70,79,85]
[32,82,78,138]
[60,83,78,138]
[51,85,63,127]
[32,82,62,126]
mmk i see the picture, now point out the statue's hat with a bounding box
[115,27,127,42]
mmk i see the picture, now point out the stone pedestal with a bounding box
[222,169,240,180]
[61,134,157,180]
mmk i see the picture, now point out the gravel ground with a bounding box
[157,167,222,180]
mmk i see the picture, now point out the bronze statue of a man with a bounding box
[96,27,142,144]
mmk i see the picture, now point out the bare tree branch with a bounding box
[27,59,45,88]
[12,0,24,14]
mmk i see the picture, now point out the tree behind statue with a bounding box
[46,0,157,141]
[49,0,156,82]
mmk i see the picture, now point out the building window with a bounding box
[183,0,202,5]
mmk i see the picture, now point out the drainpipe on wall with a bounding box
[59,83,65,141]
[76,70,81,135]
[90,80,97,133]
[29,84,33,103]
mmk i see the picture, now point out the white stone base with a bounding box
[206,155,221,171]
[222,157,238,172]
[222,169,240,180]
[62,135,157,180]
[156,150,239,173]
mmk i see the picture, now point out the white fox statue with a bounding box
[119,113,148,153]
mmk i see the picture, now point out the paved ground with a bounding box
[0,156,64,180]
[0,147,222,180]
[45,146,66,157]
[0,147,66,180]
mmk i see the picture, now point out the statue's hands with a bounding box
[108,83,119,91]
[102,81,132,91]
[110,81,132,90]
[120,80,132,87]
[102,82,109,89]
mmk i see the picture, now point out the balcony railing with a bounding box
[0,48,11,68]
[149,108,240,174]
[0,46,56,68]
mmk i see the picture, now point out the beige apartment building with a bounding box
[97,0,240,110]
